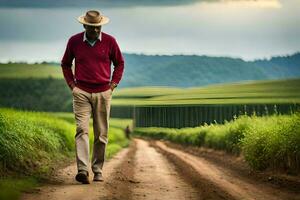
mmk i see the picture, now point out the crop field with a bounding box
[1,63,299,128]
[134,111,300,171]
[112,79,300,127]
[112,78,300,105]
[1,63,299,106]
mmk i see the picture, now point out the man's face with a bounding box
[84,25,101,40]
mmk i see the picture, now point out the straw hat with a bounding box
[77,10,109,26]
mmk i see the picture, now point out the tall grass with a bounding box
[0,108,74,176]
[0,109,131,173]
[0,108,75,200]
[133,112,300,172]
[242,113,300,171]
[106,127,129,158]
[0,109,130,200]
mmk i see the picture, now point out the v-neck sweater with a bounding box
[61,31,125,93]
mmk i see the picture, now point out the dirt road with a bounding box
[21,138,300,200]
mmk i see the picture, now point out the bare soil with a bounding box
[21,138,300,200]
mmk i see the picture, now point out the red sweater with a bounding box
[61,32,125,93]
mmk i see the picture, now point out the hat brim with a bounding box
[77,15,110,26]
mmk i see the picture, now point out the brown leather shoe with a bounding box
[93,173,104,182]
[75,170,90,184]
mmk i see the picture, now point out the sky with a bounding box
[0,0,299,62]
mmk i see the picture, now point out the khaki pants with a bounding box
[72,87,112,174]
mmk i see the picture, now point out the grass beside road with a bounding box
[133,112,300,173]
[0,109,130,200]
[0,108,74,200]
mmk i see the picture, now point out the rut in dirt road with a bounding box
[154,140,300,200]
[132,139,200,200]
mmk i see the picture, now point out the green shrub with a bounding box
[224,116,251,154]
[133,112,300,172]
[241,113,300,171]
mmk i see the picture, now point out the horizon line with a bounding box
[0,51,299,64]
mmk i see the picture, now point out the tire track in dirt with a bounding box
[103,140,137,200]
[154,140,300,200]
[131,138,201,200]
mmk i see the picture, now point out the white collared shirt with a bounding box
[83,31,102,47]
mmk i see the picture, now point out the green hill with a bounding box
[1,52,299,88]
[121,53,300,87]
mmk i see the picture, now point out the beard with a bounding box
[87,31,99,40]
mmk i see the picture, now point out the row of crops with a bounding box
[111,103,300,128]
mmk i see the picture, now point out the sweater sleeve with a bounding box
[110,38,125,85]
[61,38,75,90]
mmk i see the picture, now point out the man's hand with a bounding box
[110,82,118,91]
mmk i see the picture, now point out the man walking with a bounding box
[61,10,124,184]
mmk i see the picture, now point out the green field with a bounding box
[1,63,299,129]
[112,78,300,105]
[0,63,63,79]
[1,63,299,107]
[1,63,299,128]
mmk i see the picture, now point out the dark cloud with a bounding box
[0,0,208,8]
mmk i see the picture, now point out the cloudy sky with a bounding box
[0,0,299,62]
